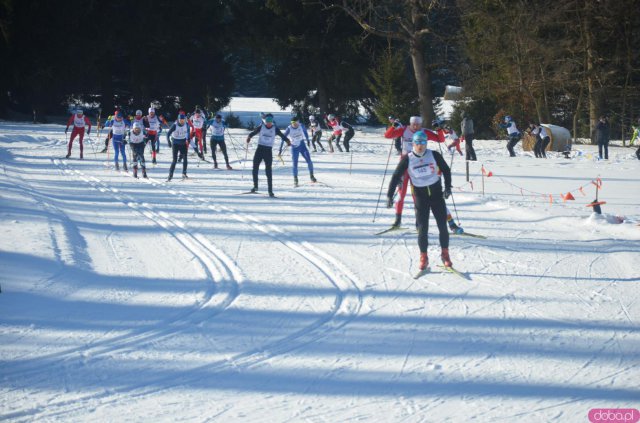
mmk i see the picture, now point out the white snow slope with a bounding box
[1,118,639,422]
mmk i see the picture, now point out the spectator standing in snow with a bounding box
[499,115,521,157]
[205,114,232,169]
[128,122,148,178]
[460,111,476,161]
[280,117,316,187]
[308,115,325,152]
[386,130,453,271]
[166,113,191,181]
[595,115,610,160]
[65,109,92,159]
[245,113,290,197]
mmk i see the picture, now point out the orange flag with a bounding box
[562,192,575,202]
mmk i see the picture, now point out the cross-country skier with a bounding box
[499,115,521,157]
[341,120,355,152]
[308,115,325,152]
[166,113,191,181]
[143,107,167,164]
[128,122,148,178]
[445,125,463,156]
[389,115,402,155]
[384,116,434,228]
[205,114,232,169]
[189,109,206,159]
[64,108,92,159]
[106,111,130,171]
[325,114,342,152]
[386,130,453,271]
[246,113,290,197]
[279,117,316,187]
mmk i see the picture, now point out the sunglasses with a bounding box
[413,140,427,145]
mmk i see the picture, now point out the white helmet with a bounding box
[136,109,142,116]
[148,107,155,114]
[327,114,335,120]
[309,115,315,121]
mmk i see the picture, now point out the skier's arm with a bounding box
[246,125,261,142]
[384,125,404,139]
[387,155,410,200]
[166,123,176,146]
[433,151,452,192]
[276,127,290,145]
[279,127,291,155]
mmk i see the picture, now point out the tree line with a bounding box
[0,0,638,142]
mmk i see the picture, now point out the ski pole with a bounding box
[447,149,462,225]
[349,140,354,175]
[373,139,395,223]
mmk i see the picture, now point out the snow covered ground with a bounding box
[1,118,639,422]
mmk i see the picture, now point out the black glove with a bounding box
[392,121,401,128]
[65,128,68,134]
[167,138,172,148]
[444,187,452,199]
[122,139,128,145]
[246,136,251,143]
[386,196,394,208]
[87,129,91,135]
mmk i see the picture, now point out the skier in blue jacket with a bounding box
[279,117,317,187]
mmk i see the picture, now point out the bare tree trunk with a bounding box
[573,84,584,145]
[317,77,329,115]
[409,37,434,125]
[584,0,598,144]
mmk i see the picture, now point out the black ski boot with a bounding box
[142,168,148,178]
[294,176,299,187]
[392,214,402,228]
[269,191,275,198]
[123,162,128,172]
[133,165,138,178]
[115,162,120,171]
[251,186,258,193]
[310,173,317,183]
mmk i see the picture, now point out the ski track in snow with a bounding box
[1,123,640,422]
[1,154,365,421]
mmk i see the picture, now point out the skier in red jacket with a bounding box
[65,109,92,159]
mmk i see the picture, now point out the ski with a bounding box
[413,268,430,280]
[453,231,487,239]
[236,191,281,198]
[375,226,408,236]
[436,265,469,280]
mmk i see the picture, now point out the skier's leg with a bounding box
[431,192,450,249]
[220,140,230,165]
[394,169,410,225]
[265,148,274,194]
[168,144,179,179]
[78,130,85,158]
[292,146,300,178]
[300,143,313,175]
[181,144,188,175]
[252,148,261,189]
[344,130,354,152]
[413,187,430,253]
[210,138,218,166]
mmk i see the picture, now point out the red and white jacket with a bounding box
[66,114,92,131]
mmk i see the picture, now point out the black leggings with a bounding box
[412,182,449,253]
[131,142,146,168]
[343,129,354,152]
[598,141,609,159]
[252,145,273,192]
[169,143,188,178]
[465,134,477,161]
[312,131,324,151]
[210,138,230,166]
[507,134,521,156]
